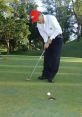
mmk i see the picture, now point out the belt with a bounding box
[56,34,63,38]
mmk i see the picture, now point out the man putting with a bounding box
[30,10,63,83]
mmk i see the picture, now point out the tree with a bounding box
[71,0,82,40]
[0,0,30,53]
[73,0,82,25]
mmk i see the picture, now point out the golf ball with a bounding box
[47,92,51,96]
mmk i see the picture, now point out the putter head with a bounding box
[25,78,31,81]
[25,73,31,81]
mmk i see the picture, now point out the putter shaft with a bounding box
[26,50,45,80]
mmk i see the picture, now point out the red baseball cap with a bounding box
[30,10,40,23]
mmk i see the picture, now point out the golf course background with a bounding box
[0,40,82,117]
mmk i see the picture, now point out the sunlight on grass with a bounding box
[61,57,82,62]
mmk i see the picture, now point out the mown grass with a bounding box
[0,55,82,117]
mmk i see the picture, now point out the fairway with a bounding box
[0,55,82,117]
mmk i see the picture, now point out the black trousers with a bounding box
[42,35,63,81]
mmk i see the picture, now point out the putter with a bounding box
[26,50,45,81]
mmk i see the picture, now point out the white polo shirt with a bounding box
[37,15,62,43]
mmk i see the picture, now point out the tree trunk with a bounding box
[6,40,10,54]
[81,26,82,35]
[77,25,81,41]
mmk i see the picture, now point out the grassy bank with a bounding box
[62,39,82,57]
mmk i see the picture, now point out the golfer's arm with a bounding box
[37,28,48,43]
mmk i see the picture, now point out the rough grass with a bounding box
[0,55,82,117]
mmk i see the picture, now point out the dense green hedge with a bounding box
[62,39,82,57]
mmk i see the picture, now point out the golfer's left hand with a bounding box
[44,43,49,49]
[44,38,52,49]
[48,38,52,44]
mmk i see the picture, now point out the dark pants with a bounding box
[42,35,63,81]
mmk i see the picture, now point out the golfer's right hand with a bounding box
[44,43,49,49]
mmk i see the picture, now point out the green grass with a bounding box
[0,55,82,117]
[62,39,82,57]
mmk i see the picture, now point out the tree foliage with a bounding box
[74,0,82,25]
[0,0,30,53]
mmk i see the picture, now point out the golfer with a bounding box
[30,10,63,83]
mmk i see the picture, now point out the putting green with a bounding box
[0,55,82,117]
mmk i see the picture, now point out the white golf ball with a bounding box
[47,92,51,96]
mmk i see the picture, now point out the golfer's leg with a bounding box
[42,49,50,78]
[48,36,63,81]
